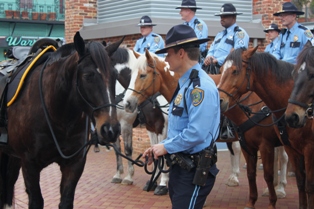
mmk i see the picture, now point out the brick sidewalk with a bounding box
[14,147,298,209]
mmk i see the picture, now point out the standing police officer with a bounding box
[203,3,249,73]
[264,23,281,56]
[176,0,209,60]
[272,2,314,64]
[133,16,165,57]
[143,24,220,209]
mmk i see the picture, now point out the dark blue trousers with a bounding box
[168,164,218,209]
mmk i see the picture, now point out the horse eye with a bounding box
[84,72,95,81]
[232,69,239,75]
[309,74,314,80]
[140,74,147,79]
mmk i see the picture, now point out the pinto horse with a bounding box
[218,47,314,209]
[0,32,121,209]
[123,50,288,208]
[110,47,169,195]
[285,41,314,128]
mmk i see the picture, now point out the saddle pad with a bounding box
[7,45,57,106]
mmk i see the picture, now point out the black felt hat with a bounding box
[137,16,156,27]
[214,3,243,16]
[175,0,202,10]
[273,2,304,16]
[155,24,209,54]
[263,23,281,33]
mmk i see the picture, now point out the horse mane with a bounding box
[296,44,314,74]
[111,47,130,65]
[226,48,294,84]
[48,43,76,64]
[136,52,166,74]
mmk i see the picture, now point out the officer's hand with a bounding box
[152,144,167,159]
[143,147,153,165]
[204,56,215,66]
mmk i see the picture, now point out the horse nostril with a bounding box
[286,113,299,127]
[220,99,224,104]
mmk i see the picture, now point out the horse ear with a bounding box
[73,31,85,57]
[243,46,258,59]
[304,40,312,48]
[145,49,154,69]
[133,50,141,58]
[106,36,125,56]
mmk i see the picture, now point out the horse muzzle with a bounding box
[124,96,138,113]
[98,122,121,144]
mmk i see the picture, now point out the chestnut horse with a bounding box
[110,47,169,194]
[123,50,287,209]
[285,41,314,129]
[218,46,314,209]
[0,32,121,209]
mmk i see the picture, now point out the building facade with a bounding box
[0,0,65,61]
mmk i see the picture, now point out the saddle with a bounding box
[0,39,59,144]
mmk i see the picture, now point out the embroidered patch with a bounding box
[191,88,204,106]
[197,23,203,31]
[305,30,314,38]
[237,31,245,39]
[174,94,182,106]
[154,36,160,43]
[238,39,244,46]
[293,35,298,42]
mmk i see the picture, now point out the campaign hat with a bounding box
[155,24,209,54]
[175,0,202,10]
[273,2,304,16]
[263,23,281,33]
[214,3,243,16]
[137,16,156,26]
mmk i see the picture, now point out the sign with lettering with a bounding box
[0,36,64,47]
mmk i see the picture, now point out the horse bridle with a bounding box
[288,98,314,119]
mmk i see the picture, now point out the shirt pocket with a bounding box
[171,106,188,130]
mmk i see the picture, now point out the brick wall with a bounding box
[65,0,288,155]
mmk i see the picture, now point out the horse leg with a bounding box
[111,137,124,183]
[21,161,44,209]
[243,150,258,209]
[121,126,134,185]
[262,147,278,196]
[226,141,240,187]
[305,146,314,209]
[259,145,277,209]
[275,146,287,198]
[59,157,86,209]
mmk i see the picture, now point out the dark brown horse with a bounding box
[285,41,314,128]
[123,50,287,209]
[0,32,121,209]
[218,46,314,209]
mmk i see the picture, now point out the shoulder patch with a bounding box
[154,36,160,43]
[197,23,203,31]
[237,31,245,39]
[191,88,204,106]
[305,30,314,38]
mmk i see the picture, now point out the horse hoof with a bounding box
[121,179,133,185]
[111,178,122,183]
[154,186,168,195]
[288,172,295,177]
[143,180,157,191]
[276,190,286,199]
[226,179,239,187]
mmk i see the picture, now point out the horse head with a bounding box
[124,49,168,113]
[72,32,121,144]
[218,47,257,113]
[285,41,314,128]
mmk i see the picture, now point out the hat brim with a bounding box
[137,23,157,26]
[155,38,210,54]
[263,29,281,33]
[214,12,243,16]
[273,10,304,16]
[176,6,202,9]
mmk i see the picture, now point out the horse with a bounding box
[0,32,121,209]
[123,50,288,208]
[285,41,314,128]
[218,46,314,209]
[109,47,169,195]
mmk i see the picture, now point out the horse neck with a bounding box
[251,71,293,118]
[159,70,179,102]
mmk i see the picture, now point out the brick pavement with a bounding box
[14,147,298,209]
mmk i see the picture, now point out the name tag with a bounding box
[172,106,184,116]
[290,42,300,48]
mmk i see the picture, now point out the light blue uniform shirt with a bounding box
[206,23,250,66]
[184,16,208,53]
[161,64,220,154]
[264,36,281,56]
[273,22,314,64]
[134,32,165,57]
